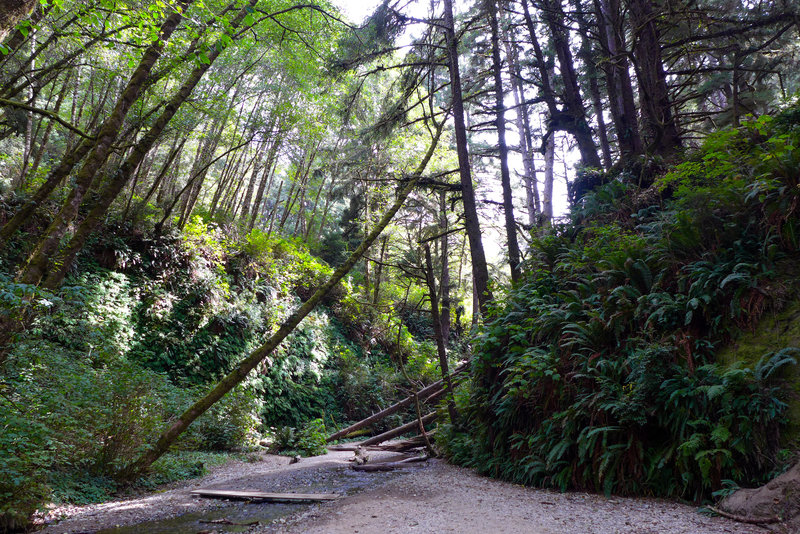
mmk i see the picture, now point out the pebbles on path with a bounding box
[267,459,765,534]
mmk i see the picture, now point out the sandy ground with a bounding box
[39,451,771,534]
[268,459,766,534]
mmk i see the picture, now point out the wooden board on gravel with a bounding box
[191,489,340,502]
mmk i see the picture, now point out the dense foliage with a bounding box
[2,0,800,530]
[442,107,800,501]
[0,212,443,529]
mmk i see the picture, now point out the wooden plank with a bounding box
[191,489,340,502]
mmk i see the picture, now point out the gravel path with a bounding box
[39,451,769,534]
[268,459,765,534]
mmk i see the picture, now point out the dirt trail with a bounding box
[268,459,765,534]
[39,451,768,534]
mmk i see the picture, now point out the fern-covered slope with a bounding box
[443,107,800,501]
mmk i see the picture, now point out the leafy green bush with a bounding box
[0,411,51,532]
[190,385,262,451]
[269,418,327,457]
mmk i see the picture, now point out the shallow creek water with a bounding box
[94,465,400,534]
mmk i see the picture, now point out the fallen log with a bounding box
[190,490,340,502]
[352,455,429,472]
[327,443,364,452]
[377,432,435,452]
[718,461,800,526]
[327,435,433,453]
[360,412,437,447]
[326,363,467,442]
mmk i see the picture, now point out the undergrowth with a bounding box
[0,217,439,529]
[442,107,800,501]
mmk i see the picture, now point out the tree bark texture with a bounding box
[0,0,38,44]
[18,0,193,285]
[488,0,522,283]
[626,0,681,154]
[443,0,492,315]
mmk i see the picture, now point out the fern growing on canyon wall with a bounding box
[442,107,800,501]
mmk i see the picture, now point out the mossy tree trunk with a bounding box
[17,0,193,285]
[0,0,38,44]
[117,124,444,481]
[41,0,258,290]
[442,0,492,315]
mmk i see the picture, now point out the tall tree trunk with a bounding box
[27,72,71,183]
[277,159,302,232]
[17,28,35,188]
[443,0,492,315]
[134,136,185,220]
[239,137,268,224]
[571,0,613,168]
[179,113,228,228]
[182,123,212,214]
[372,235,388,305]
[438,190,451,344]
[291,171,310,236]
[488,0,521,283]
[520,0,558,117]
[266,178,284,236]
[117,125,444,481]
[304,170,327,241]
[626,0,681,154]
[542,129,555,224]
[504,25,540,226]
[220,147,250,216]
[594,0,642,158]
[424,244,459,424]
[18,0,192,285]
[537,0,602,169]
[312,175,336,238]
[362,180,371,299]
[250,126,284,230]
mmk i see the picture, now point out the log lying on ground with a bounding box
[326,443,365,452]
[191,490,340,502]
[328,432,437,452]
[377,432,435,452]
[352,455,429,472]
[326,363,467,442]
[360,412,437,447]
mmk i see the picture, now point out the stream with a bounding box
[92,462,401,534]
